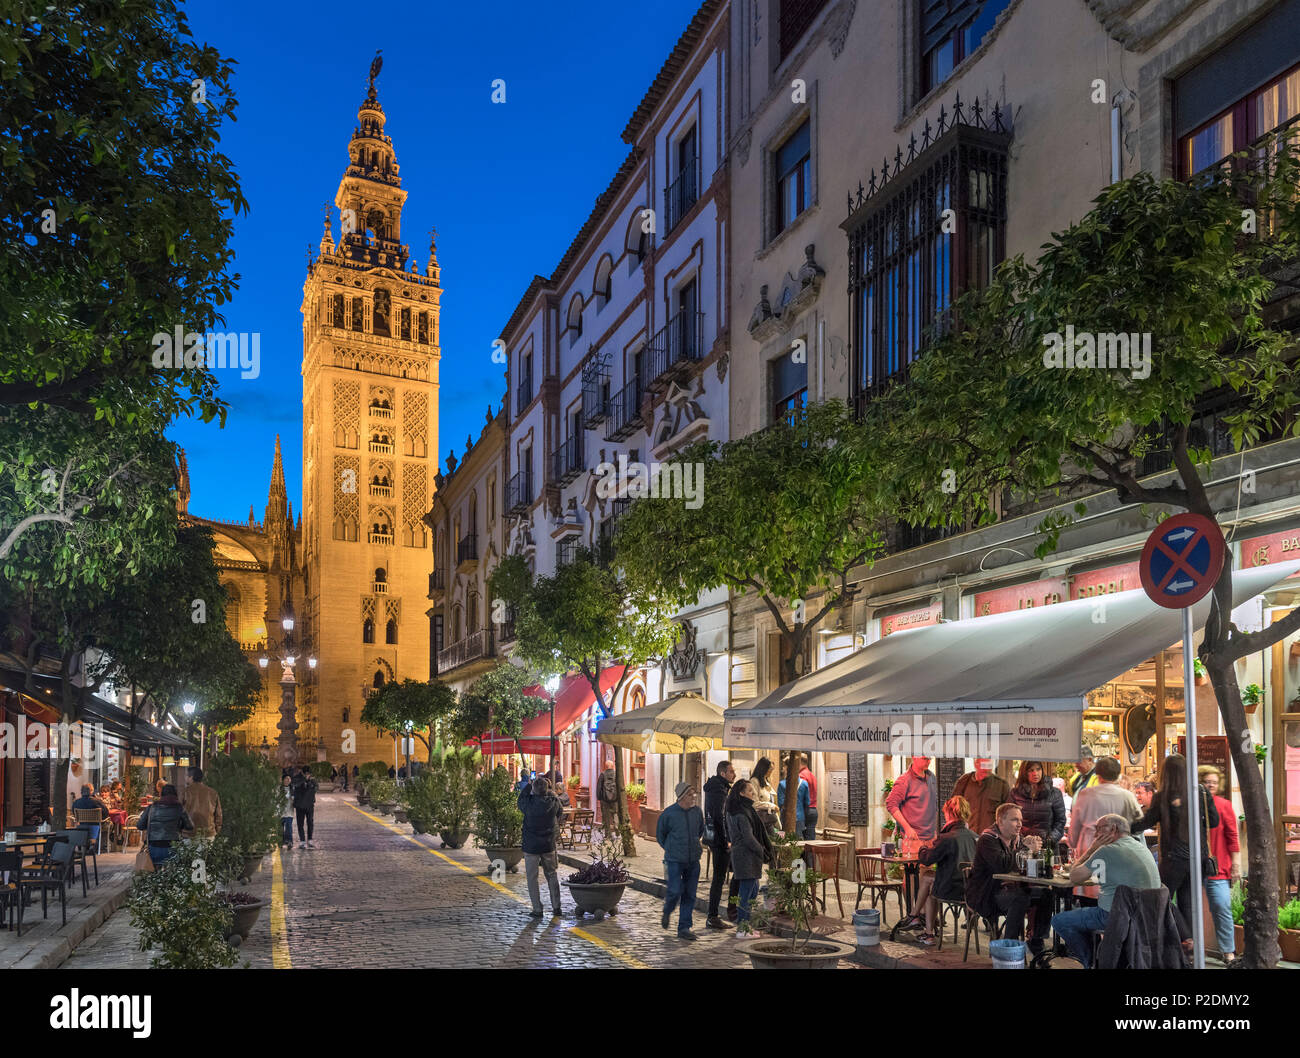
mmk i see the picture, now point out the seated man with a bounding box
[968,802,1054,955]
[1051,812,1160,968]
[71,784,110,818]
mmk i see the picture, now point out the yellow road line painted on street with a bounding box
[270,845,291,968]
[343,799,648,968]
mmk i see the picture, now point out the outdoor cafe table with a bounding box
[993,870,1098,958]
[859,853,923,938]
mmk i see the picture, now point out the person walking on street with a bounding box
[181,766,223,838]
[724,779,772,931]
[340,766,349,792]
[657,783,705,940]
[798,754,819,840]
[292,767,319,848]
[1199,765,1240,964]
[952,757,1010,836]
[518,775,564,918]
[279,774,295,847]
[703,760,738,928]
[597,760,620,842]
[137,784,194,866]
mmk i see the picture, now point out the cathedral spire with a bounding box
[266,435,289,570]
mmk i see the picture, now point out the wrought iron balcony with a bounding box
[515,375,533,415]
[437,628,494,674]
[550,434,583,486]
[582,361,611,428]
[664,159,700,234]
[644,310,704,387]
[506,468,532,514]
[604,379,643,442]
[429,570,445,596]
[498,608,517,643]
[556,536,582,567]
[456,532,478,566]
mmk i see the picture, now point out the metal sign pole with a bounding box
[1182,605,1205,970]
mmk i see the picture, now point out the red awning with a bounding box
[477,667,625,756]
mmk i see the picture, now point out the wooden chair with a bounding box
[854,847,905,924]
[0,850,23,934]
[961,866,1002,961]
[74,808,105,855]
[18,841,74,932]
[570,809,595,848]
[805,843,845,919]
[125,815,143,848]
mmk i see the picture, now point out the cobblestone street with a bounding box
[66,792,771,969]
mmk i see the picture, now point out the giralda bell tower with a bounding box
[300,58,440,765]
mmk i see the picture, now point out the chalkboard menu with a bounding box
[937,758,965,825]
[1177,735,1233,797]
[22,758,49,825]
[847,753,869,826]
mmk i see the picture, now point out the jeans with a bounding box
[147,845,173,866]
[995,886,1053,948]
[802,807,819,841]
[281,817,293,845]
[707,845,740,920]
[1204,878,1235,956]
[663,858,701,935]
[1052,904,1110,968]
[296,806,314,841]
[736,877,761,925]
[524,851,561,914]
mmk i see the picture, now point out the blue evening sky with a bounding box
[172,0,704,522]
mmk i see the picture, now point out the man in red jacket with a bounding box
[1199,766,1240,965]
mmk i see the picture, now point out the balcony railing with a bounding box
[664,159,700,234]
[437,629,494,673]
[369,484,392,498]
[368,404,394,420]
[778,0,829,62]
[457,533,478,565]
[506,468,532,514]
[582,373,610,428]
[429,570,445,595]
[556,536,582,567]
[372,581,388,594]
[368,531,394,545]
[515,375,533,415]
[497,607,517,643]
[596,498,632,566]
[1136,387,1296,478]
[643,310,704,387]
[604,378,643,442]
[369,441,394,454]
[550,434,583,486]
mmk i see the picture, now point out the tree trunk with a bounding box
[779,626,806,835]
[614,749,635,856]
[1206,659,1280,967]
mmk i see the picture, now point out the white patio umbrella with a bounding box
[595,691,726,754]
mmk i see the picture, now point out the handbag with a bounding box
[1198,787,1219,878]
[133,843,154,874]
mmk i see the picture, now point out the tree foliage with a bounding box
[361,678,457,762]
[458,661,543,762]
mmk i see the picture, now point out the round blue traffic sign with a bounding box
[1139,513,1226,609]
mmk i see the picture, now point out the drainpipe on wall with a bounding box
[1110,102,1122,184]
[818,316,825,401]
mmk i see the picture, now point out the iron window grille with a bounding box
[778,0,829,64]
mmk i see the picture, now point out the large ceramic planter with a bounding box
[221,896,268,943]
[393,808,408,824]
[440,828,471,849]
[639,805,661,839]
[375,802,397,816]
[626,796,643,833]
[1279,928,1300,963]
[317,782,336,793]
[564,881,626,919]
[735,937,856,969]
[238,854,264,883]
[484,846,524,873]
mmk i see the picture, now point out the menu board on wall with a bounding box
[1177,735,1233,796]
[22,758,48,825]
[847,753,869,826]
[937,757,965,823]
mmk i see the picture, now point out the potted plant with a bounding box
[184,836,270,945]
[127,843,240,968]
[309,760,336,792]
[625,782,646,833]
[564,839,629,918]
[1241,683,1263,714]
[1279,898,1300,963]
[473,766,524,872]
[734,834,855,969]
[1230,880,1245,954]
[368,778,399,815]
[207,749,282,882]
[566,774,582,804]
[1193,658,1209,686]
[431,746,477,847]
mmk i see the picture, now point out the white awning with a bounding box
[723,560,1300,761]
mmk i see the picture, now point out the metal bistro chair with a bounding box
[933,861,973,950]
[854,847,905,925]
[18,840,75,932]
[961,865,1002,962]
[74,808,105,854]
[56,830,91,897]
[0,850,23,933]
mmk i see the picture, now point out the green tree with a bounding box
[361,678,457,764]
[458,662,543,767]
[615,400,886,832]
[867,134,1300,967]
[489,550,678,854]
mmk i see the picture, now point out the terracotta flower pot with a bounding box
[1278,928,1300,963]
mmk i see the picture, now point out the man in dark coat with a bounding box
[518,776,564,917]
[291,769,318,848]
[968,802,1053,955]
[702,760,738,929]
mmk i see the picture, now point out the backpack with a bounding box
[599,771,618,802]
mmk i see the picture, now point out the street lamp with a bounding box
[182,700,204,770]
[544,675,562,779]
[259,656,269,669]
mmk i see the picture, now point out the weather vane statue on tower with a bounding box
[367,49,383,100]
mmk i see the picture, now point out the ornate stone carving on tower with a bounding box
[299,58,440,765]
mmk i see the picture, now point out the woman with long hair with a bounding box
[1136,753,1219,937]
[725,779,773,929]
[1009,761,1066,850]
[749,756,780,833]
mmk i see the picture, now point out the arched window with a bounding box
[566,294,583,339]
[593,254,613,308]
[386,619,398,644]
[373,288,391,337]
[373,669,385,689]
[332,294,345,327]
[351,297,364,331]
[374,567,387,584]
[363,618,374,643]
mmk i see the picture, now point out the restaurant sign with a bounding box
[1070,561,1141,599]
[880,603,941,637]
[972,577,1069,617]
[1239,528,1300,575]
